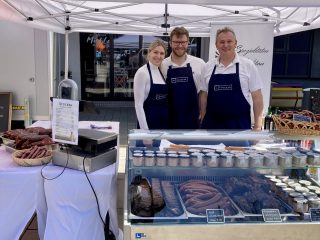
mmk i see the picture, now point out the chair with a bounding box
[114,68,128,88]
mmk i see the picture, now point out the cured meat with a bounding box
[130,176,153,217]
[223,176,291,214]
[3,127,54,149]
[161,181,183,216]
[151,178,165,210]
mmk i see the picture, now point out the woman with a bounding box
[134,40,168,130]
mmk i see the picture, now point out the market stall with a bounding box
[31,120,123,240]
[0,120,122,240]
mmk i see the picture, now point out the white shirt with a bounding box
[134,62,166,130]
[162,54,206,93]
[203,53,262,103]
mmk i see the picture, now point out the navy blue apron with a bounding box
[138,63,169,130]
[201,63,251,130]
[167,63,199,129]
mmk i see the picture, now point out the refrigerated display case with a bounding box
[123,130,320,240]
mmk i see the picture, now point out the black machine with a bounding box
[302,88,320,113]
[72,128,118,156]
[53,129,118,172]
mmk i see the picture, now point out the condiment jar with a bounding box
[278,154,292,168]
[179,154,191,167]
[220,154,234,168]
[188,148,201,154]
[308,198,320,208]
[144,153,155,167]
[234,154,250,168]
[167,154,179,167]
[144,150,155,155]
[292,153,307,167]
[308,186,320,192]
[270,178,282,192]
[263,154,278,167]
[275,182,287,195]
[281,187,295,201]
[202,149,216,154]
[299,180,312,187]
[191,153,204,167]
[205,153,219,167]
[295,186,310,193]
[156,150,166,155]
[249,154,264,168]
[293,198,308,213]
[156,153,167,167]
[303,192,317,199]
[307,152,320,165]
[288,192,303,206]
[132,153,144,167]
[167,150,177,155]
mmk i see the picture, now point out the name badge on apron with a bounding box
[214,84,233,91]
[171,77,189,84]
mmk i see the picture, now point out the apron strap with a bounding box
[146,62,154,85]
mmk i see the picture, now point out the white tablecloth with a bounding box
[31,121,123,240]
[0,146,47,240]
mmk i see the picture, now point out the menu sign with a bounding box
[0,92,12,133]
[52,98,79,145]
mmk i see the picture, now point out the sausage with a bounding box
[21,149,31,158]
[191,193,223,209]
[30,146,42,159]
[37,149,46,158]
[27,146,38,158]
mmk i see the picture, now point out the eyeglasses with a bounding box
[171,41,188,46]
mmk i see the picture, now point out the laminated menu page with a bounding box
[52,98,79,145]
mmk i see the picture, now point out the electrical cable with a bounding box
[41,144,69,180]
[82,155,116,240]
[82,155,106,227]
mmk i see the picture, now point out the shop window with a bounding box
[272,30,313,78]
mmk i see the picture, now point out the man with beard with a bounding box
[162,27,206,129]
[201,27,264,131]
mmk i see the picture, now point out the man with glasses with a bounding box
[162,27,206,129]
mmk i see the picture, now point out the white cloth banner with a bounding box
[209,22,274,115]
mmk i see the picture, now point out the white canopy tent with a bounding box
[1,0,320,37]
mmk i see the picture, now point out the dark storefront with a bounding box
[79,33,201,101]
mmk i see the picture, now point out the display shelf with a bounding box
[124,129,320,240]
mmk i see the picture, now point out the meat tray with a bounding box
[3,143,16,153]
[177,185,244,219]
[0,136,15,145]
[129,184,188,220]
[231,194,298,217]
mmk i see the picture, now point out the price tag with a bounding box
[293,114,311,122]
[262,209,282,222]
[310,208,320,222]
[206,209,225,224]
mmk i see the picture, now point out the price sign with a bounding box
[293,114,311,122]
[310,208,320,222]
[262,209,282,223]
[206,209,225,224]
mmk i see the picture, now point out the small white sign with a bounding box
[52,98,79,145]
[206,209,225,224]
[262,209,282,222]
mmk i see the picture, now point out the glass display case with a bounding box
[123,130,320,240]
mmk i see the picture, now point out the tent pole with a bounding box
[64,16,70,79]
